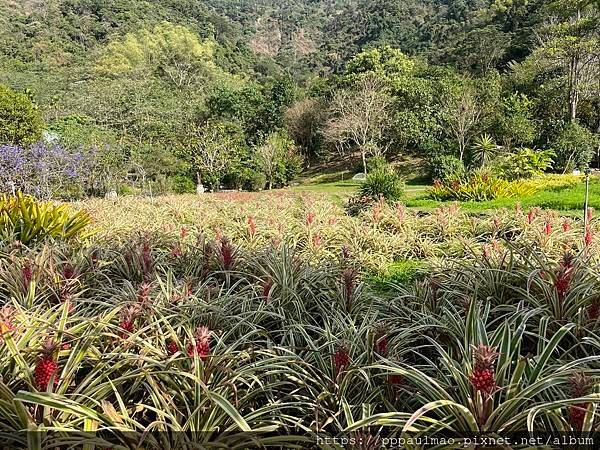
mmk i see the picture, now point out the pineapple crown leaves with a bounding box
[372,321,389,338]
[39,338,58,358]
[570,372,595,398]
[0,304,16,324]
[192,325,211,343]
[471,344,500,370]
[559,252,576,270]
[119,304,141,322]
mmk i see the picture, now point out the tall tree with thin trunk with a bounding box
[445,83,483,163]
[534,0,600,122]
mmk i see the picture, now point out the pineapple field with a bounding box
[0,192,600,448]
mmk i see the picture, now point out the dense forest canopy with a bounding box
[0,0,599,197]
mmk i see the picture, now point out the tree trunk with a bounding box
[361,150,368,176]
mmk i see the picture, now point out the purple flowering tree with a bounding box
[0,141,96,199]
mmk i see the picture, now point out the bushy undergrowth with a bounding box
[1,193,90,245]
[0,226,599,447]
[430,173,580,202]
[359,167,405,203]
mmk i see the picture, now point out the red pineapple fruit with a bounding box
[470,344,500,396]
[373,323,389,356]
[187,326,211,360]
[261,278,274,301]
[555,253,575,302]
[218,237,236,270]
[388,374,403,386]
[166,339,179,356]
[141,239,153,277]
[333,344,350,376]
[35,339,59,391]
[341,245,351,260]
[342,268,358,301]
[585,227,593,247]
[62,262,76,280]
[118,305,139,338]
[21,260,33,293]
[568,373,594,431]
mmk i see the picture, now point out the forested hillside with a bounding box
[0,0,598,197]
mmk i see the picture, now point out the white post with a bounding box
[584,168,591,233]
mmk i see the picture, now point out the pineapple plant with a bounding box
[333,344,350,377]
[187,326,211,360]
[34,339,59,391]
[0,305,15,340]
[470,344,500,396]
[568,373,594,431]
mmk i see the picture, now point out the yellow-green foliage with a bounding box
[430,173,581,202]
[0,193,90,244]
[94,22,226,87]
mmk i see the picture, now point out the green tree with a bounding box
[190,121,246,190]
[284,97,327,163]
[344,45,414,83]
[551,122,598,171]
[495,93,537,150]
[0,84,44,145]
[95,22,224,89]
[254,131,301,189]
[530,0,600,122]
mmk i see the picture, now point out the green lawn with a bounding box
[289,174,598,215]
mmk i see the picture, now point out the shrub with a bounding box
[551,123,598,172]
[366,156,388,173]
[430,169,535,201]
[245,170,266,191]
[429,155,465,181]
[359,167,404,202]
[0,84,44,146]
[171,175,196,194]
[369,259,427,291]
[491,148,555,180]
[0,193,90,244]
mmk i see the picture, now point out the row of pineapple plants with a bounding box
[76,192,598,273]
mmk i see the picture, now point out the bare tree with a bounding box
[445,84,483,163]
[324,76,392,175]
